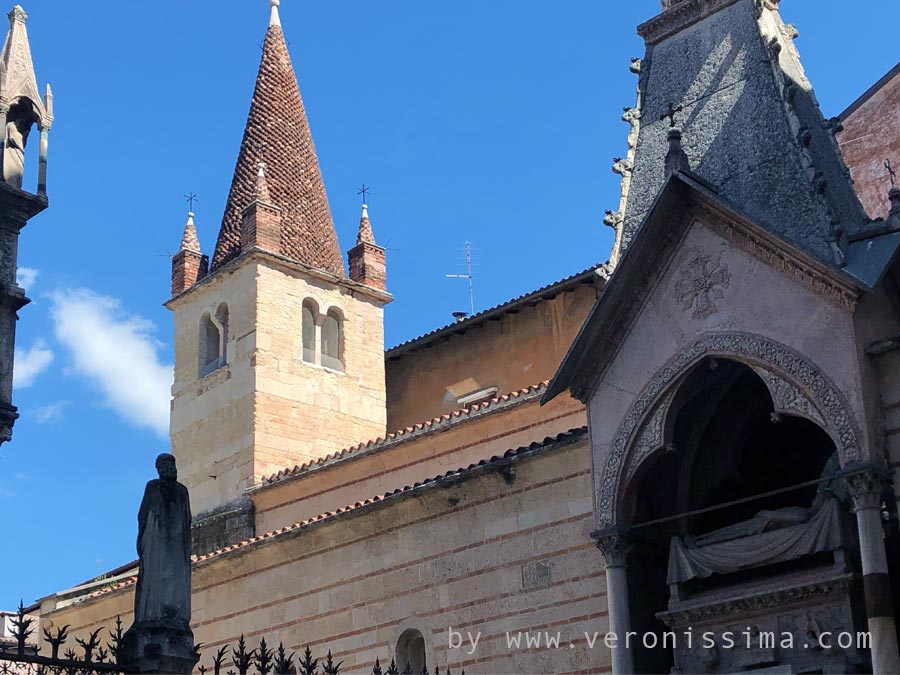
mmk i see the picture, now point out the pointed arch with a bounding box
[597,332,862,528]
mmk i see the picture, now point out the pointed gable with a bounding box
[210,11,344,277]
[609,0,866,269]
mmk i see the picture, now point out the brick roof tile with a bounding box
[210,22,344,277]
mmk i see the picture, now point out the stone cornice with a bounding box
[658,574,854,626]
[638,0,741,45]
[166,248,392,310]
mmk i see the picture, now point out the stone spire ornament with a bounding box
[0,4,53,193]
[269,0,281,28]
[887,188,900,232]
[664,129,690,176]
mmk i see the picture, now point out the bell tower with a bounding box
[166,0,391,550]
[0,4,52,444]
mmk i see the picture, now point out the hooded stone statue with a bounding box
[120,453,198,674]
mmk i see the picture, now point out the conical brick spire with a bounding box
[210,2,344,277]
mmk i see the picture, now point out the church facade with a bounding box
[29,1,900,674]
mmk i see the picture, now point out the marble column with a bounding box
[595,527,634,675]
[846,465,900,675]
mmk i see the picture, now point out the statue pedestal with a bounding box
[119,621,199,674]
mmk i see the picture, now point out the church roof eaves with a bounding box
[53,427,588,608]
[196,426,588,565]
[386,264,606,359]
[839,60,900,122]
[251,380,551,491]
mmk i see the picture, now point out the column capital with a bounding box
[593,526,633,568]
[841,462,889,512]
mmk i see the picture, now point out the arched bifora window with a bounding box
[320,309,343,371]
[199,303,228,377]
[395,629,426,675]
[301,300,317,364]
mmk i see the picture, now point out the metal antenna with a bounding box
[446,241,475,316]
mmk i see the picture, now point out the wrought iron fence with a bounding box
[0,602,129,674]
[0,606,464,675]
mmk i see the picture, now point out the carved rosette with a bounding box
[597,333,862,528]
[595,529,633,568]
[674,254,731,319]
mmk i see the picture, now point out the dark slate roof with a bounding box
[616,0,867,269]
[545,171,867,404]
[210,20,344,276]
[386,264,605,358]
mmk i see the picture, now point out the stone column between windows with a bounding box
[314,313,324,367]
[594,527,634,675]
[845,465,900,675]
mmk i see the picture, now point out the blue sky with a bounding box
[2,0,899,609]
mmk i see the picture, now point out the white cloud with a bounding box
[48,289,173,438]
[16,267,38,290]
[35,400,71,424]
[13,339,54,388]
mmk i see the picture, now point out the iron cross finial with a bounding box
[357,184,370,204]
[184,192,199,211]
[886,159,897,188]
[661,101,684,128]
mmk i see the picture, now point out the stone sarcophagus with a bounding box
[658,496,869,673]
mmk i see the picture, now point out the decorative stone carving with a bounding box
[751,366,826,427]
[594,528,632,568]
[844,466,886,512]
[597,333,862,527]
[673,254,731,319]
[625,388,675,482]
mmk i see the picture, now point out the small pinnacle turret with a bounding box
[357,203,375,245]
[348,203,386,291]
[180,212,201,254]
[172,212,208,297]
[241,161,282,254]
[664,129,690,176]
[254,162,271,203]
[887,188,900,232]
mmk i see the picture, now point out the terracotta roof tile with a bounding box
[194,427,588,564]
[211,22,344,277]
[71,427,588,604]
[255,381,551,489]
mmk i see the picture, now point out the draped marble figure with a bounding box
[120,453,197,674]
[133,452,192,629]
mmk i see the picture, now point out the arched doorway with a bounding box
[619,358,859,674]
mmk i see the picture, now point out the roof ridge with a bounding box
[386,263,605,356]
